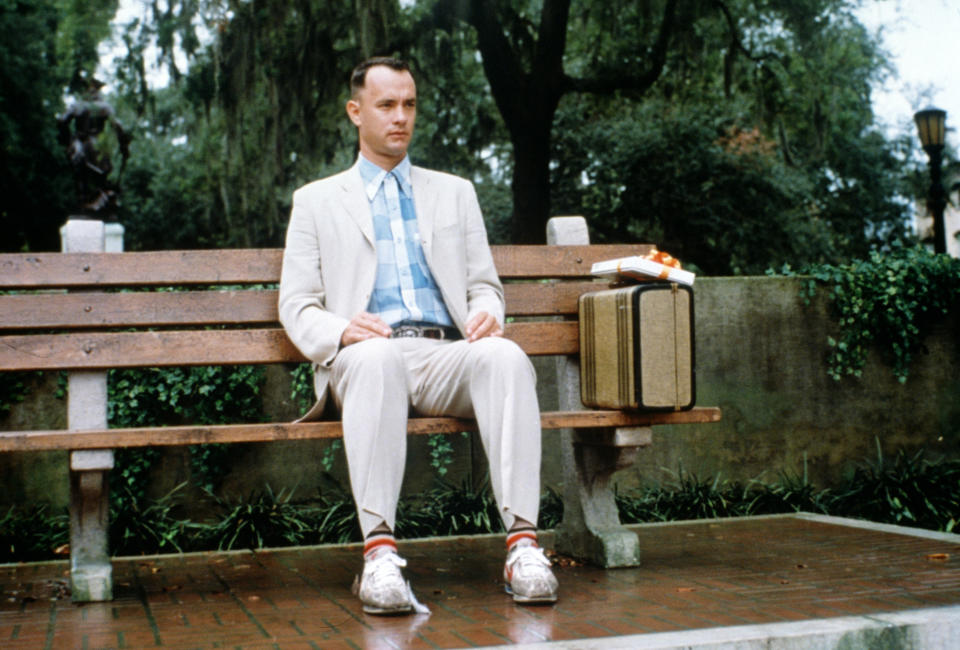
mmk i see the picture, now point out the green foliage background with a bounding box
[1,0,948,267]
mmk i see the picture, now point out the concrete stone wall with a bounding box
[622,277,960,490]
[3,276,958,512]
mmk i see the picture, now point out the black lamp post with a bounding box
[914,107,947,254]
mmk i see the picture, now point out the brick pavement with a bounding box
[2,514,959,648]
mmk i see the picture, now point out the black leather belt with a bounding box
[390,321,462,341]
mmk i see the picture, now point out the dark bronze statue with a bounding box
[57,76,131,219]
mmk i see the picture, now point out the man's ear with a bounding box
[346,99,361,127]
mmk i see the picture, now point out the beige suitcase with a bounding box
[579,283,695,411]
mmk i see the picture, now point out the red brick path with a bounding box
[3,515,959,648]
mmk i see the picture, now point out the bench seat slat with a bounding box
[0,282,607,330]
[0,408,722,452]
[0,322,580,370]
[0,245,648,288]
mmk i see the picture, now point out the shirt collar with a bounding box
[358,153,413,202]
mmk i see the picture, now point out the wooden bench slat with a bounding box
[0,322,580,370]
[0,250,281,288]
[0,408,722,452]
[494,244,651,279]
[0,328,303,370]
[0,282,608,330]
[0,245,648,288]
[0,291,279,330]
[504,281,607,317]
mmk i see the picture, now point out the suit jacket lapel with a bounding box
[339,164,375,247]
[411,166,435,261]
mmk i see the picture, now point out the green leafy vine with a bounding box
[0,372,32,418]
[781,247,960,382]
[108,365,266,494]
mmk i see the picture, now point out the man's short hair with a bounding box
[350,57,411,98]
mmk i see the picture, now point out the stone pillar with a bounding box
[547,216,647,568]
[60,218,123,602]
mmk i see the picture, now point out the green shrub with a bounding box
[199,486,323,551]
[617,467,754,523]
[5,447,959,562]
[747,457,832,516]
[313,480,362,544]
[110,483,197,556]
[829,441,960,532]
[0,505,69,563]
[399,476,503,538]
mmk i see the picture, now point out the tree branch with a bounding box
[713,0,780,65]
[563,0,679,95]
[533,0,571,82]
[465,0,532,130]
[712,0,782,96]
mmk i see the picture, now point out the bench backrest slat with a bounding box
[0,322,579,371]
[0,291,278,329]
[0,281,606,330]
[0,245,647,288]
[0,249,281,288]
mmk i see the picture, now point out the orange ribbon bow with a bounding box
[644,247,682,279]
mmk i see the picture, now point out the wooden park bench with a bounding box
[0,216,720,602]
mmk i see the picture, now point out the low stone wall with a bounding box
[621,277,960,489]
[2,276,958,511]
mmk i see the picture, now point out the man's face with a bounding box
[346,65,416,170]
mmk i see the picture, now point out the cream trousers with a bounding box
[329,336,542,537]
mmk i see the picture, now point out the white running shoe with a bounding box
[504,545,559,603]
[355,551,413,615]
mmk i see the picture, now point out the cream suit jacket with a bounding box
[278,161,505,421]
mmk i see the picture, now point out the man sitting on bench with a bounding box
[278,57,558,614]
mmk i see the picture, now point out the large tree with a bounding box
[423,0,679,243]
[29,0,914,272]
[417,0,910,251]
[547,0,914,270]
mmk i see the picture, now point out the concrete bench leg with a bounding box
[61,219,121,602]
[554,428,650,567]
[546,216,649,568]
[70,447,113,602]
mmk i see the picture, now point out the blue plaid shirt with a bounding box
[358,155,453,328]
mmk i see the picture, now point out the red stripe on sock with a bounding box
[363,535,397,558]
[506,530,538,550]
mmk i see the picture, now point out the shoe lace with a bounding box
[507,545,551,575]
[365,551,407,586]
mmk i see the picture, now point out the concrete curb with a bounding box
[481,605,960,649]
[482,514,960,650]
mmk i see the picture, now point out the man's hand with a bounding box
[465,311,503,342]
[340,312,392,347]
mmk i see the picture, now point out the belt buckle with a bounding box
[394,326,420,338]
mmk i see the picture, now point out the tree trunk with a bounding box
[465,0,571,243]
[509,118,554,244]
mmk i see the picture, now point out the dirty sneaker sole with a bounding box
[504,583,558,604]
